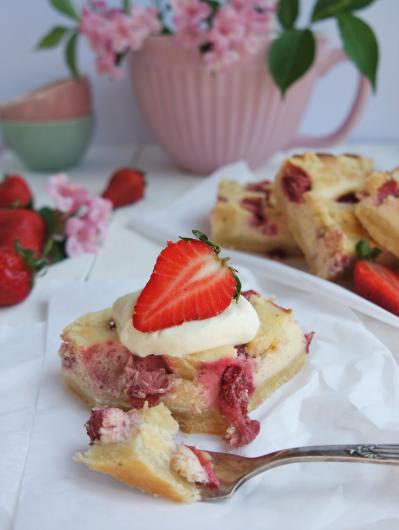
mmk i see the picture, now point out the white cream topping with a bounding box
[111,291,260,358]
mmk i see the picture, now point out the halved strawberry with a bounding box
[133,231,240,332]
[354,260,399,316]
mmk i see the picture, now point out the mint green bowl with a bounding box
[1,115,94,171]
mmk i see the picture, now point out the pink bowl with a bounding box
[131,36,370,174]
[0,77,92,122]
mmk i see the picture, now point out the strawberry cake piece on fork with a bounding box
[74,403,219,503]
[60,231,310,449]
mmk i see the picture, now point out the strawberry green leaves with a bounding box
[337,13,378,90]
[269,0,379,95]
[268,29,315,96]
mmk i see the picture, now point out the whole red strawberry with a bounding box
[354,260,399,316]
[0,209,45,258]
[0,247,33,306]
[102,167,145,208]
[0,174,32,208]
[133,230,240,332]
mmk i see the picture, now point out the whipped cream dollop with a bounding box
[111,291,260,358]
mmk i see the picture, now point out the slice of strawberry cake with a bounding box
[275,152,374,279]
[60,231,311,448]
[355,170,399,260]
[210,179,299,257]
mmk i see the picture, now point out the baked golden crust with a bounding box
[355,170,399,260]
[275,152,373,279]
[210,179,299,256]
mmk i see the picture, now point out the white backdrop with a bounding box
[0,0,398,146]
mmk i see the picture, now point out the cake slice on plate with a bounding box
[60,231,310,448]
[210,179,299,257]
[74,403,219,503]
[355,170,399,260]
[275,152,374,279]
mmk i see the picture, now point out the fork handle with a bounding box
[254,444,399,472]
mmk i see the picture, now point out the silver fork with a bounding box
[200,444,399,501]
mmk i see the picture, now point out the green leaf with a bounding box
[15,241,48,273]
[311,0,375,21]
[64,31,80,78]
[356,239,381,260]
[37,26,69,49]
[337,13,378,90]
[277,0,299,29]
[38,207,65,238]
[122,0,130,13]
[50,0,78,20]
[268,29,316,95]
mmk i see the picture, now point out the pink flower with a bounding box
[210,5,246,48]
[46,174,90,214]
[84,196,113,225]
[65,216,108,257]
[81,3,161,79]
[96,52,123,80]
[108,11,134,53]
[203,46,241,71]
[172,0,212,49]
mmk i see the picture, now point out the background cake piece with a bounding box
[355,170,399,260]
[74,403,213,503]
[210,179,299,257]
[60,291,309,447]
[275,152,374,279]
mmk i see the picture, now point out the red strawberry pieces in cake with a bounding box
[210,179,299,257]
[354,261,399,316]
[133,232,239,332]
[219,363,260,447]
[275,152,373,279]
[0,174,32,208]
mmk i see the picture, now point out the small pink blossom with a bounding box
[96,52,123,79]
[84,196,113,225]
[65,216,108,257]
[46,174,90,214]
[172,0,212,49]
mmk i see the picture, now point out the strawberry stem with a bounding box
[356,239,381,261]
[180,229,221,254]
[15,241,48,274]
